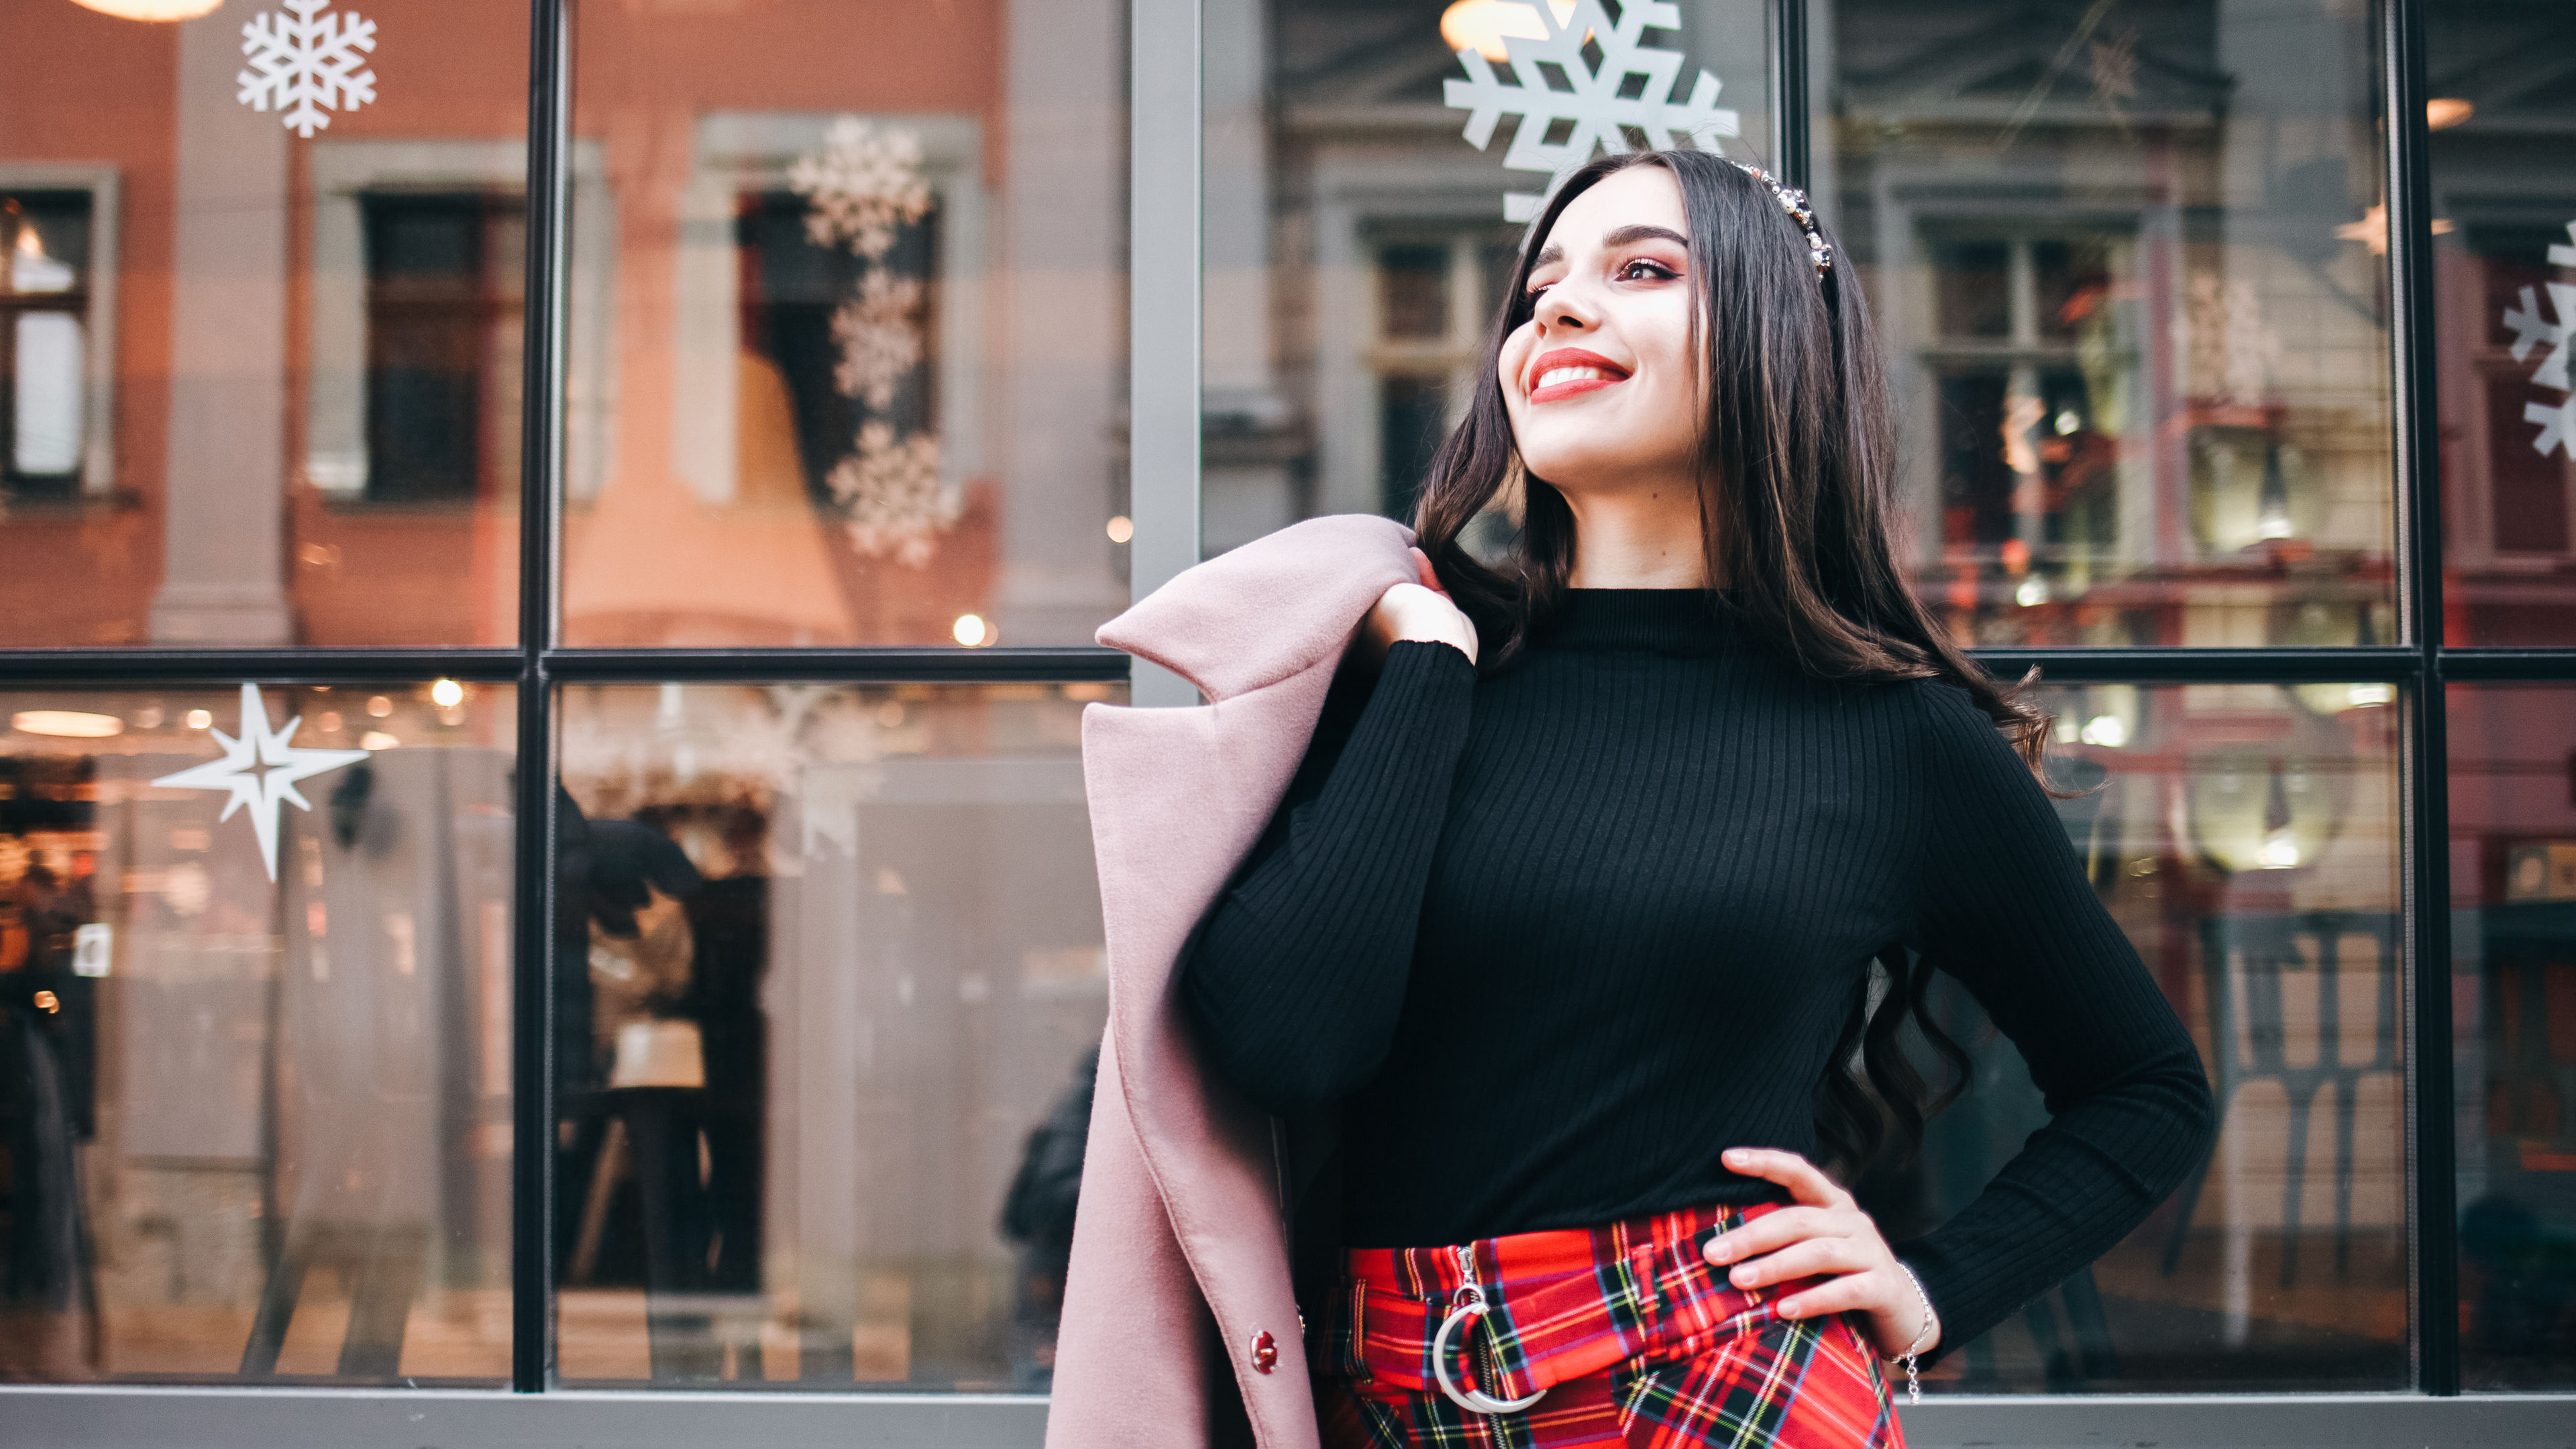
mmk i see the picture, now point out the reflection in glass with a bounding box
[553,682,1116,1389]
[1813,0,2397,647]
[1862,680,2405,1391]
[0,684,514,1383]
[2447,685,2576,1389]
[1201,0,1774,554]
[559,1,1129,647]
[2428,3,2576,644]
[0,3,529,647]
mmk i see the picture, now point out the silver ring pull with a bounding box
[1430,1285,1546,1415]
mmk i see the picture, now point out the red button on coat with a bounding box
[1250,1330,1278,1373]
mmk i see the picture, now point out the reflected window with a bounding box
[2447,684,2576,1390]
[1864,679,2406,1391]
[1817,0,2399,648]
[1367,233,1517,523]
[0,684,515,1383]
[560,0,1130,648]
[553,681,1116,1389]
[360,193,526,506]
[1,191,97,501]
[0,3,529,648]
[2429,1,2576,645]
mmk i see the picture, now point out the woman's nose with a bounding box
[1537,288,1592,332]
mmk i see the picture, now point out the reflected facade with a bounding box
[0,684,514,1382]
[551,682,1114,1388]
[0,3,529,647]
[2427,3,2576,644]
[557,0,1129,648]
[1199,0,1773,551]
[2447,685,2576,1390]
[1864,681,2406,1391]
[1813,0,2397,648]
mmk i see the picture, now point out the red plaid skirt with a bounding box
[1311,1201,1904,1449]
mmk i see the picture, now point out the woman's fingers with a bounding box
[1721,1147,1853,1208]
[1775,1271,1888,1322]
[1702,1207,1846,1265]
[1721,1235,1872,1289]
[1410,547,1447,596]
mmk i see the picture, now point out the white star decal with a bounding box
[152,683,372,881]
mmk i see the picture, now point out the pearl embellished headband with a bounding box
[1732,162,1832,278]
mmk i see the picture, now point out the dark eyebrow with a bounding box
[1525,224,1689,276]
[1603,224,1689,250]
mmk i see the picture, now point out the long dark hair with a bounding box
[1411,149,2039,1176]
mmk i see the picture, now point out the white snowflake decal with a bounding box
[831,272,926,410]
[828,421,958,568]
[237,0,379,140]
[2508,221,2576,459]
[2506,283,2573,392]
[1444,0,1739,222]
[789,118,933,262]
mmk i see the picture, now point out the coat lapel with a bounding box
[1056,515,1419,1449]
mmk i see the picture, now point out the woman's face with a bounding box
[1500,165,1702,496]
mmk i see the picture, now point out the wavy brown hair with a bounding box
[1411,149,2045,1175]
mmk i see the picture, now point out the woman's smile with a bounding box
[1529,347,1631,403]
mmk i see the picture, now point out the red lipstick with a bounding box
[1527,347,1631,404]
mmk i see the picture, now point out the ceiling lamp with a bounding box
[68,0,225,18]
[1440,0,1578,64]
[2426,98,2474,131]
[12,710,125,738]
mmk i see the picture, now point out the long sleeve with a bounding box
[1179,640,1478,1115]
[1892,683,2220,1355]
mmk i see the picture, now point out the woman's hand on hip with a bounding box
[1701,1147,1939,1361]
[1357,548,1479,668]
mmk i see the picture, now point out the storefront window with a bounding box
[0,682,515,1382]
[551,681,1113,1389]
[1812,0,2398,648]
[2447,684,2576,1391]
[558,0,1130,649]
[0,3,529,647]
[1876,680,2408,1391]
[1,0,2573,1433]
[2427,3,2576,645]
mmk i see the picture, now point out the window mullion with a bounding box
[1128,0,1202,708]
[513,0,574,1397]
[2384,0,2458,1398]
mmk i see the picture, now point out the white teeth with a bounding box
[1536,366,1613,388]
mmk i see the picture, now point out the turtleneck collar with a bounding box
[1537,589,1738,655]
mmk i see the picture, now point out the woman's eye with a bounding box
[1619,260,1677,282]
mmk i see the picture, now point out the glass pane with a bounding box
[1202,0,1775,553]
[553,680,1117,1389]
[0,681,515,1383]
[2447,684,2576,1390]
[559,3,1128,648]
[1864,679,2406,1392]
[1812,0,2398,648]
[2427,5,2576,644]
[0,5,528,646]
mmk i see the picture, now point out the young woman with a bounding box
[1175,152,2218,1447]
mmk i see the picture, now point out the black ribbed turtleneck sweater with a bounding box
[1179,589,2214,1354]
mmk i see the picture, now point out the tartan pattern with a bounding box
[1313,1201,1903,1449]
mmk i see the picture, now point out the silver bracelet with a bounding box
[1888,1259,1936,1405]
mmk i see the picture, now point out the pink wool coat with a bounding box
[1047,514,1424,1449]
